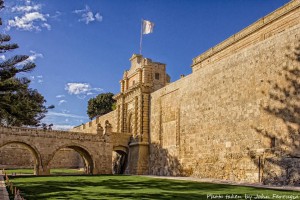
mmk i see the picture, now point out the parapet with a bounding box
[192,0,300,71]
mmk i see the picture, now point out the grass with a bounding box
[4,168,34,175]
[4,168,83,175]
[8,175,300,200]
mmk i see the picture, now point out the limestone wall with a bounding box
[150,1,300,185]
[0,126,113,175]
[71,110,117,133]
[0,144,84,169]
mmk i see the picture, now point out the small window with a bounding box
[155,73,160,80]
[132,80,135,86]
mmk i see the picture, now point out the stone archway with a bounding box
[112,146,128,174]
[49,144,94,174]
[0,141,41,175]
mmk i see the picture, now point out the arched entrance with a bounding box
[49,145,94,174]
[112,146,128,174]
[0,141,40,175]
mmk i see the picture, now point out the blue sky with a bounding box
[1,0,290,130]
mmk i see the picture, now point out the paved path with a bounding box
[144,175,300,192]
[0,175,9,200]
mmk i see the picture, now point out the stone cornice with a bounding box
[192,0,300,68]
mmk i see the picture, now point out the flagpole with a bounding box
[139,19,143,55]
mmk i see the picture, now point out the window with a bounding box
[155,73,160,80]
[132,80,135,86]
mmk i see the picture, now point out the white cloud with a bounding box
[95,13,102,21]
[65,83,90,95]
[47,111,88,119]
[24,0,32,5]
[7,11,50,31]
[17,51,43,66]
[11,4,41,12]
[41,23,51,30]
[28,74,43,84]
[65,83,103,98]
[52,124,74,131]
[51,11,62,19]
[28,50,43,62]
[61,109,70,114]
[58,99,67,105]
[0,55,6,60]
[56,95,65,98]
[7,0,51,32]
[73,5,102,24]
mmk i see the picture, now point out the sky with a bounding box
[0,0,291,130]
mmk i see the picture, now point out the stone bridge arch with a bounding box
[0,141,41,175]
[48,143,94,174]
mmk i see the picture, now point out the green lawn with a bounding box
[4,168,83,175]
[8,175,300,200]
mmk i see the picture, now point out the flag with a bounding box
[142,20,154,34]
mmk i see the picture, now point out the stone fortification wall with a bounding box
[150,1,300,185]
[71,110,117,133]
[192,0,300,71]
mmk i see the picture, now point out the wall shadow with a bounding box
[253,41,300,186]
[149,143,188,177]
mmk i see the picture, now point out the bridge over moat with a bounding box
[0,123,131,175]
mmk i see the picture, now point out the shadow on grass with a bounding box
[9,175,300,200]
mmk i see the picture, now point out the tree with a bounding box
[87,92,116,119]
[0,0,53,126]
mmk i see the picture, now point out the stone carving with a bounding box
[104,120,112,135]
[96,123,103,134]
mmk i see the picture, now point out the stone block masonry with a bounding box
[0,144,84,169]
[150,0,300,185]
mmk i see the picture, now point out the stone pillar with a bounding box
[119,98,124,133]
[138,69,142,84]
[117,105,120,132]
[142,94,150,140]
[123,103,128,133]
[127,142,149,175]
[33,163,39,175]
[125,78,129,91]
[134,96,138,136]
[120,80,125,93]
[138,93,143,135]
